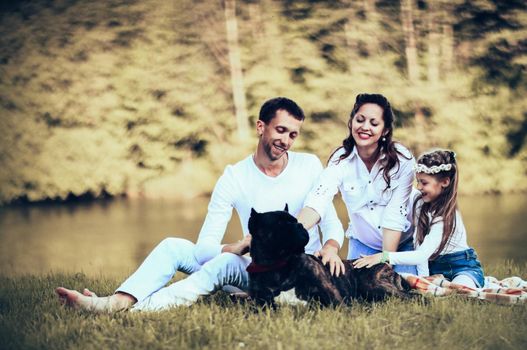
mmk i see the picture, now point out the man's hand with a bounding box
[352,253,382,269]
[222,234,252,256]
[315,240,345,277]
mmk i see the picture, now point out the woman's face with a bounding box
[350,103,386,151]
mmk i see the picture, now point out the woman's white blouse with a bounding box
[304,144,415,250]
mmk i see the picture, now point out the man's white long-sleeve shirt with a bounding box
[194,151,344,264]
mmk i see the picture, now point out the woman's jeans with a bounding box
[429,248,485,287]
[348,238,418,275]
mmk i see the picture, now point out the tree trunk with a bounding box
[363,0,380,56]
[441,23,454,72]
[427,1,440,83]
[440,1,454,74]
[261,0,284,69]
[248,1,264,41]
[400,0,419,82]
[343,0,361,68]
[224,0,249,141]
[344,9,355,56]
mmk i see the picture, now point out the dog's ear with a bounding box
[248,208,259,237]
[284,203,289,213]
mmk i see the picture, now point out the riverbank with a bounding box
[3,164,527,206]
[0,261,526,349]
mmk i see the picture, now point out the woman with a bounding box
[298,93,417,275]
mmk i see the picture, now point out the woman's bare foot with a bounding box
[55,287,134,313]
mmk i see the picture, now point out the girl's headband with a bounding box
[415,163,453,174]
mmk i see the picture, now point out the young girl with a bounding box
[353,149,485,289]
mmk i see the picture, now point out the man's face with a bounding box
[257,109,303,161]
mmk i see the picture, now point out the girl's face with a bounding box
[351,103,387,151]
[416,173,450,203]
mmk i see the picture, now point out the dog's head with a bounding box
[248,205,309,264]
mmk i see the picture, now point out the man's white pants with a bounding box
[116,237,251,311]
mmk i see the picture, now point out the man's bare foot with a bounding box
[82,288,97,297]
[55,287,133,313]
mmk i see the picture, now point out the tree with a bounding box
[439,1,455,73]
[426,0,440,83]
[224,0,250,141]
[362,0,381,56]
[400,0,419,82]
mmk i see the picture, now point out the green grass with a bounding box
[1,261,526,350]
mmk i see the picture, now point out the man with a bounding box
[56,97,344,311]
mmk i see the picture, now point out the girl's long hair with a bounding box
[414,150,458,259]
[329,93,410,189]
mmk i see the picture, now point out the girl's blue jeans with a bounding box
[348,238,418,275]
[429,248,485,288]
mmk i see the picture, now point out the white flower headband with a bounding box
[415,163,453,174]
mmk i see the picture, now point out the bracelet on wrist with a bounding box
[380,251,390,264]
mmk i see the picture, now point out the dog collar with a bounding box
[246,259,289,273]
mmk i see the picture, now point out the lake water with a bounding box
[0,195,526,277]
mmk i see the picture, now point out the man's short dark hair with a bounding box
[258,97,305,124]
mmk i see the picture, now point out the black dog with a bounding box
[247,207,413,308]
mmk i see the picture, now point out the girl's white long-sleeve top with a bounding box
[388,202,470,276]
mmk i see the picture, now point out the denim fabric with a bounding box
[429,248,485,288]
[348,237,418,275]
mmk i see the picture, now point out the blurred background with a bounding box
[0,0,526,276]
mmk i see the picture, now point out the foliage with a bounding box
[0,0,526,204]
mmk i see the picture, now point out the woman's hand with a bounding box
[315,240,345,276]
[353,253,383,269]
[222,234,252,256]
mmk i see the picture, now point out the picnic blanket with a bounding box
[400,273,527,304]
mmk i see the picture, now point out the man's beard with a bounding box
[263,141,286,161]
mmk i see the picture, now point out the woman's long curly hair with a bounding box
[330,93,410,189]
[414,149,459,259]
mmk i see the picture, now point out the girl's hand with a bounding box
[353,253,383,269]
